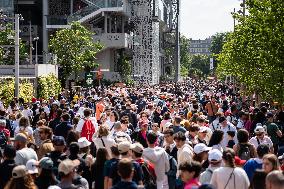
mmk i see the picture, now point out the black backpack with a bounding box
[141,162,157,189]
[0,131,7,148]
[238,144,252,160]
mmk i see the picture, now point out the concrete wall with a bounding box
[95,49,114,71]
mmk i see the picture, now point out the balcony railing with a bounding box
[68,0,125,23]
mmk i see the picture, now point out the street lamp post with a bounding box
[33,37,39,64]
[15,14,20,98]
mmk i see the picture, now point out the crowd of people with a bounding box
[0,79,283,189]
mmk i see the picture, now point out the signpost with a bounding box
[85,72,94,88]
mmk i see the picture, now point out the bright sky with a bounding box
[180,0,241,39]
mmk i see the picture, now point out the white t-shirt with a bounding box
[22,109,33,118]
[249,136,273,149]
[210,167,250,189]
[93,136,116,156]
[220,123,237,148]
[15,147,38,165]
[76,117,98,133]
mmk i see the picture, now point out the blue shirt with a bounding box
[243,158,262,181]
[111,181,138,189]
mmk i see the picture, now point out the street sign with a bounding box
[85,72,94,88]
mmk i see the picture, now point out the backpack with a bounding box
[141,162,157,189]
[114,132,129,144]
[81,119,95,142]
[0,130,7,148]
[166,155,177,189]
[238,144,252,160]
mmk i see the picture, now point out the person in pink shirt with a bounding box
[179,161,202,189]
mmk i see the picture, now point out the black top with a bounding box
[54,121,73,139]
[0,159,16,189]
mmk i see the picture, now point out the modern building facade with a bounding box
[1,0,180,85]
[189,37,212,55]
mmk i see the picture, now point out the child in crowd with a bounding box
[227,131,235,148]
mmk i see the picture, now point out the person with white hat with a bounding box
[26,159,39,180]
[249,125,274,153]
[108,141,143,188]
[199,149,222,184]
[78,137,94,168]
[57,159,88,189]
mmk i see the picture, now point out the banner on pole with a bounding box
[210,58,214,70]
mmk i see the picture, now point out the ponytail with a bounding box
[223,148,236,168]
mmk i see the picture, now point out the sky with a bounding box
[180,0,241,39]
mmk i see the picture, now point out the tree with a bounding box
[0,18,28,65]
[188,54,210,77]
[217,0,284,103]
[49,22,103,84]
[210,32,229,55]
[180,36,191,67]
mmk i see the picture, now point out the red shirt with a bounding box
[184,178,201,189]
[0,127,10,138]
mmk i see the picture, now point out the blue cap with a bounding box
[52,136,66,146]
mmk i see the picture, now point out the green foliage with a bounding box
[180,35,191,68]
[38,74,61,100]
[210,32,229,55]
[0,78,34,106]
[49,22,103,82]
[0,22,28,65]
[217,0,284,104]
[189,54,210,76]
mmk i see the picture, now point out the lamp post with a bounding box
[15,14,20,98]
[33,37,39,64]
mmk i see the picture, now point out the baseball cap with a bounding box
[118,141,131,153]
[193,143,212,154]
[208,149,222,162]
[254,125,265,134]
[267,112,274,118]
[199,127,208,133]
[58,159,80,175]
[78,137,91,148]
[219,116,226,123]
[12,165,28,178]
[131,143,144,154]
[39,157,54,170]
[14,133,28,143]
[52,136,66,146]
[26,159,39,174]
[235,156,246,166]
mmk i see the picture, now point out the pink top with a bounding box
[184,178,201,189]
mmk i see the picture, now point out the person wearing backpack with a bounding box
[143,132,170,189]
[233,129,257,161]
[131,142,156,189]
[200,149,222,184]
[76,108,98,142]
[219,116,237,148]
[0,119,10,149]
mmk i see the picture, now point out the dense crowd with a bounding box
[0,79,283,189]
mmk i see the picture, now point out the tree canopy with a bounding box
[217,0,284,103]
[0,20,28,65]
[49,22,103,83]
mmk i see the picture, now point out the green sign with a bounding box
[85,72,94,87]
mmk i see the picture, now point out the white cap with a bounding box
[254,125,265,133]
[58,159,80,175]
[208,149,223,162]
[78,137,92,148]
[199,127,208,133]
[26,159,39,174]
[193,143,212,154]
